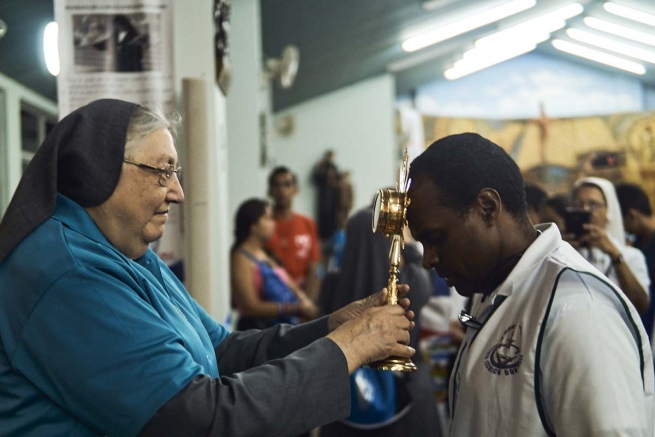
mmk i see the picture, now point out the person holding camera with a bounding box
[566,177,650,313]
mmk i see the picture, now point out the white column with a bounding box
[173,0,230,323]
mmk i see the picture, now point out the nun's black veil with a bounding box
[0,99,137,265]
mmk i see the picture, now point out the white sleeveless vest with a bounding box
[449,224,654,436]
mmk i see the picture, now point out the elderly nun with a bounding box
[0,99,416,437]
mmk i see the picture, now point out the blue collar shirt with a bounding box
[0,194,229,436]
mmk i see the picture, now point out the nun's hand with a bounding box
[327,284,414,332]
[561,232,581,249]
[580,223,620,258]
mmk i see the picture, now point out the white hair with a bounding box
[124,104,181,157]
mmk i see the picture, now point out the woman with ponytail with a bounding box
[231,198,320,330]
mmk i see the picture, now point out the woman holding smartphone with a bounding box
[566,177,650,313]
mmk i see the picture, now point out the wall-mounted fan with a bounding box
[264,45,300,89]
[0,19,7,39]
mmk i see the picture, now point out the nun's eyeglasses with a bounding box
[123,159,182,187]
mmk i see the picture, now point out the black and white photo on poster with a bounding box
[72,12,164,73]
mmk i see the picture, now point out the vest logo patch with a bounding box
[484,324,523,375]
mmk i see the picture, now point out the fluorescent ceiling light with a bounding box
[463,34,548,63]
[584,17,655,47]
[445,43,536,80]
[43,22,59,77]
[402,0,537,52]
[475,3,583,47]
[552,39,646,74]
[603,2,655,27]
[567,28,655,64]
[422,0,459,12]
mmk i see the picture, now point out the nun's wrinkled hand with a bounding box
[327,285,414,332]
[327,304,415,373]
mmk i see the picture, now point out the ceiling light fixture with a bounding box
[552,39,646,74]
[402,0,537,52]
[567,28,655,64]
[475,3,583,48]
[43,22,60,77]
[603,2,655,27]
[463,34,548,63]
[584,17,655,47]
[444,43,537,80]
[422,0,460,12]
[0,19,7,39]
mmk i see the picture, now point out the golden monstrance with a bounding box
[370,147,417,372]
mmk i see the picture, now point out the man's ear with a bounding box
[475,188,501,224]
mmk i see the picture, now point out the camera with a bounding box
[564,208,591,239]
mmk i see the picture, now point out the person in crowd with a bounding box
[616,182,655,349]
[319,207,440,437]
[267,166,322,299]
[0,99,416,437]
[405,133,653,436]
[524,182,547,225]
[567,177,650,314]
[539,193,570,233]
[313,150,341,241]
[231,198,319,330]
[112,15,145,72]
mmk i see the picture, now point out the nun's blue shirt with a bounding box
[0,194,229,436]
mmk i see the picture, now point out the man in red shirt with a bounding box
[267,166,322,299]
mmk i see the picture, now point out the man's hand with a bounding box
[327,285,415,332]
[326,303,415,373]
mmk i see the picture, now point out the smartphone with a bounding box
[564,208,591,239]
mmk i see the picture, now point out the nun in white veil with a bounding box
[569,177,650,313]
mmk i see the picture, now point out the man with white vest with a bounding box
[406,133,654,436]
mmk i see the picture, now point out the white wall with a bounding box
[0,72,57,216]
[271,74,397,217]
[646,87,655,111]
[225,0,270,220]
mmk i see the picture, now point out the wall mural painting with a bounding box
[423,112,655,203]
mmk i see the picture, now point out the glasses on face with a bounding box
[272,181,294,189]
[458,310,482,330]
[572,200,606,212]
[123,159,182,187]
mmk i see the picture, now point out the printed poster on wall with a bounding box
[55,0,174,117]
[54,0,182,274]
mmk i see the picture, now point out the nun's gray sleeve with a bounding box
[137,337,351,437]
[213,316,331,374]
